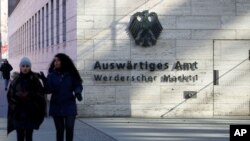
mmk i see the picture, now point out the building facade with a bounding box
[0,0,8,59]
[9,0,250,118]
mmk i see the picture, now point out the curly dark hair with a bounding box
[48,53,82,83]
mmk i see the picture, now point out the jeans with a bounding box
[16,129,33,141]
[53,116,76,141]
[4,79,9,89]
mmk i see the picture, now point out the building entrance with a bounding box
[213,40,250,116]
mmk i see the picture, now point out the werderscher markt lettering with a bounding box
[93,61,199,83]
[94,74,198,83]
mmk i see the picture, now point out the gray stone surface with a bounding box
[0,118,118,141]
[2,116,250,141]
[80,118,250,141]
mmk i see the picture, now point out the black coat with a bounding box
[0,63,13,79]
[7,72,46,134]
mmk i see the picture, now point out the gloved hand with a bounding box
[38,71,47,81]
[75,93,83,101]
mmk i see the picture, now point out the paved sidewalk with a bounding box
[0,118,117,141]
[1,117,250,141]
[80,118,250,141]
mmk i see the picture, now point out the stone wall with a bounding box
[76,0,250,118]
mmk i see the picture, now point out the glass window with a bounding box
[38,10,41,49]
[35,13,37,51]
[29,19,32,53]
[46,3,49,47]
[56,0,60,44]
[32,16,34,52]
[42,7,45,48]
[62,0,66,42]
[51,0,54,45]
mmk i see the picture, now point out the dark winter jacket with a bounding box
[0,63,13,79]
[46,70,83,117]
[7,72,46,134]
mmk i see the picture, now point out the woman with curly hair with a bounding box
[43,53,83,141]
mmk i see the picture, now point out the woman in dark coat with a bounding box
[7,57,46,141]
[44,53,83,141]
[0,59,13,90]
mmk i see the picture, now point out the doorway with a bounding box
[213,40,250,116]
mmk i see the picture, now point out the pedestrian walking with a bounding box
[7,57,46,141]
[0,59,13,90]
[41,53,83,141]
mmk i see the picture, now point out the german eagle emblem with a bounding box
[128,10,163,47]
